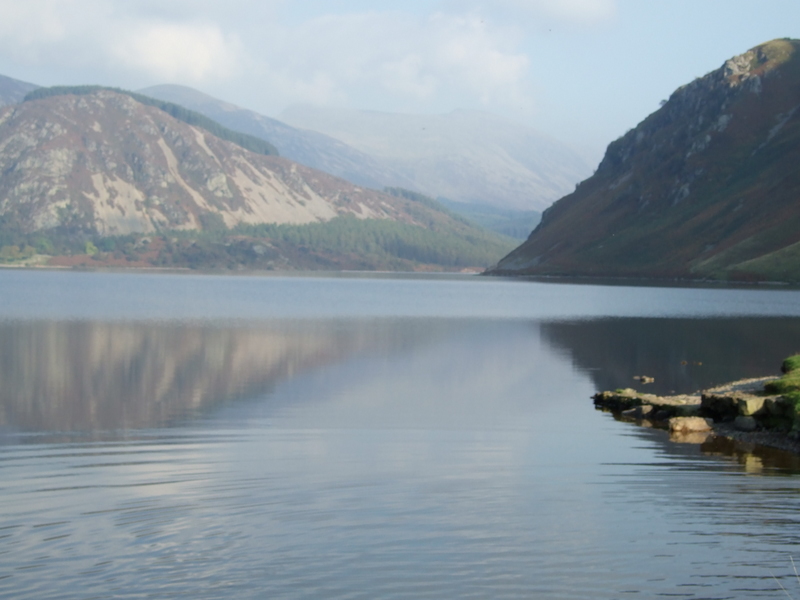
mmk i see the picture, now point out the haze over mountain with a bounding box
[0,87,514,270]
[139,84,555,237]
[279,106,591,212]
[490,39,800,283]
[0,74,38,107]
[139,84,415,192]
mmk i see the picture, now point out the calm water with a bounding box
[2,271,800,599]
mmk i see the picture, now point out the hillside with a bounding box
[25,85,279,157]
[139,84,414,191]
[489,39,800,283]
[0,74,38,107]
[0,89,515,271]
[279,106,591,212]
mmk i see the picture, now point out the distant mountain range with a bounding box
[490,38,800,283]
[279,105,591,212]
[140,84,568,237]
[0,88,515,270]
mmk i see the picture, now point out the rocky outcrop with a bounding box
[592,388,702,419]
[594,376,800,445]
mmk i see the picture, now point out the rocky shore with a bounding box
[593,376,800,455]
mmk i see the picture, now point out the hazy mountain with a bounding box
[0,74,38,107]
[0,88,514,270]
[138,84,558,235]
[138,84,414,190]
[279,106,592,212]
[436,199,540,240]
[490,39,800,283]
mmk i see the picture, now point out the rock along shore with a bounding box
[593,377,800,455]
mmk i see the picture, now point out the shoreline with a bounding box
[483,270,800,289]
[594,376,800,457]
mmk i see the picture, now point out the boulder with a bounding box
[737,396,768,417]
[734,415,758,432]
[669,416,714,433]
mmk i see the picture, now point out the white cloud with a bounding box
[0,0,246,83]
[429,13,529,103]
[0,1,536,115]
[112,22,244,82]
[251,10,531,111]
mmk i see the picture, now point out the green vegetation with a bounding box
[766,354,800,396]
[0,213,87,257]
[724,240,800,283]
[783,355,800,374]
[0,244,35,263]
[24,86,279,157]
[765,355,800,428]
[0,212,516,271]
[233,215,514,268]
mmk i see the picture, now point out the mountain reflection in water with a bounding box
[0,319,451,432]
[540,317,800,396]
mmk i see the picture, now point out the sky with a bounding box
[0,0,797,165]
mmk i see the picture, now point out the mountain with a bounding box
[138,84,414,191]
[27,85,279,156]
[0,88,514,270]
[279,106,592,212]
[0,74,38,107]
[490,39,800,283]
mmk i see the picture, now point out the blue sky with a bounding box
[0,0,796,163]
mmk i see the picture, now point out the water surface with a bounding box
[2,271,800,599]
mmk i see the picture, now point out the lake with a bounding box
[2,270,800,599]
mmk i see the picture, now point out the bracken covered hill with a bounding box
[490,39,800,282]
[0,89,514,270]
[0,89,427,235]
